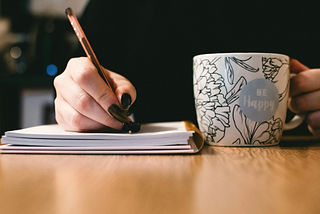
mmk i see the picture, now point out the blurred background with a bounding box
[0,0,89,135]
[0,0,319,136]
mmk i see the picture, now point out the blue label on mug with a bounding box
[239,78,279,122]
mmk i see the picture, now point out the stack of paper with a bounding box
[0,121,204,154]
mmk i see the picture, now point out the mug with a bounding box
[193,53,304,146]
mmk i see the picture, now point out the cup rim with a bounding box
[193,52,289,60]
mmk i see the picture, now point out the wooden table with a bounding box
[1,136,320,214]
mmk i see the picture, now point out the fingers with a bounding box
[54,57,136,131]
[69,59,136,111]
[290,68,320,97]
[55,96,106,131]
[289,59,320,113]
[289,90,320,113]
[289,59,320,138]
[69,59,119,113]
[306,111,320,138]
[289,58,309,73]
[55,71,123,130]
[109,71,137,110]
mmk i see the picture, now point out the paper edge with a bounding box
[0,121,203,155]
[182,121,204,153]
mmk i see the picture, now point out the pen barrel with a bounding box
[81,38,112,88]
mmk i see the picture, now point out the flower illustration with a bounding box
[232,105,283,145]
[265,117,283,145]
[194,58,248,144]
[232,105,270,145]
[194,58,230,143]
[194,56,286,145]
[262,57,288,82]
[262,57,290,102]
[225,56,259,85]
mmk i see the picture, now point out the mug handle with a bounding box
[283,113,306,130]
[283,73,306,130]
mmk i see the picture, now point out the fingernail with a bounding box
[122,121,141,133]
[108,104,129,123]
[121,93,132,110]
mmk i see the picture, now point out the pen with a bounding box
[65,7,140,133]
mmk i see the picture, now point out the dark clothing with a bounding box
[76,0,320,134]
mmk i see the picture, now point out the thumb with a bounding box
[290,59,309,73]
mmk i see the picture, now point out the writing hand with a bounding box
[54,57,136,131]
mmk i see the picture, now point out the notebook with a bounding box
[0,121,204,154]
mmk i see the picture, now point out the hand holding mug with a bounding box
[289,59,320,137]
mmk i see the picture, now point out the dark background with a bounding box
[0,0,319,135]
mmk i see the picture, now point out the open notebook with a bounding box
[0,121,204,154]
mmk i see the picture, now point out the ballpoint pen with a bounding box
[65,7,140,133]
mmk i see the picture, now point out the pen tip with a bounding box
[122,121,141,133]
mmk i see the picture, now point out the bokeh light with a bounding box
[46,64,58,76]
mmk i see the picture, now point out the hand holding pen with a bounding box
[53,8,140,133]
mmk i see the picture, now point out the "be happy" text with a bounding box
[242,89,275,112]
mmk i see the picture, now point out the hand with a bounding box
[54,57,136,131]
[289,59,320,137]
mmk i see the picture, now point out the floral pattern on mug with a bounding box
[262,57,290,102]
[232,105,283,145]
[194,54,289,145]
[194,58,247,143]
[194,58,230,143]
[225,56,259,85]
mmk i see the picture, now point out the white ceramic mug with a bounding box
[193,53,304,146]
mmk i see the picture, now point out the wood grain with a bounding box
[1,137,320,214]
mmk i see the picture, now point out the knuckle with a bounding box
[76,93,94,113]
[67,58,76,64]
[54,110,62,124]
[53,74,62,89]
[67,57,84,67]
[70,59,96,86]
[97,91,111,105]
[73,66,93,85]
[68,111,86,130]
[291,96,307,112]
[293,73,310,92]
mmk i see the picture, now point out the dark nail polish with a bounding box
[108,104,129,123]
[125,108,133,116]
[121,93,132,110]
[122,121,141,133]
